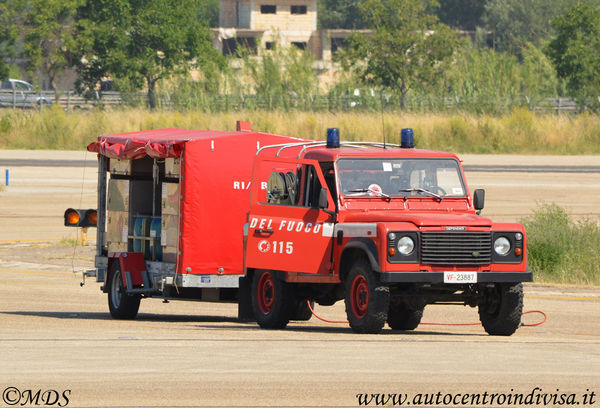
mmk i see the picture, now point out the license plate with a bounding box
[444,271,477,284]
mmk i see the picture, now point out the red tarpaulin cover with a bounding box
[89,128,309,275]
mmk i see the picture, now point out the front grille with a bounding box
[421,231,492,265]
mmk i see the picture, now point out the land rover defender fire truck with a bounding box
[67,123,531,335]
[244,128,531,335]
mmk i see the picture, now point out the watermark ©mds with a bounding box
[356,387,597,406]
[2,387,71,407]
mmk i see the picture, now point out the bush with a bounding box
[520,203,600,286]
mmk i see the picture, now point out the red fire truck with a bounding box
[67,123,531,335]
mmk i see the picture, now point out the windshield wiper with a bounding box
[399,188,443,201]
[345,188,392,201]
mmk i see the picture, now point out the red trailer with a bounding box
[78,122,308,319]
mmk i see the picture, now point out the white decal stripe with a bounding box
[334,223,377,238]
[322,223,335,237]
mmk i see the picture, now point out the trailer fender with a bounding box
[106,253,145,290]
[339,238,380,282]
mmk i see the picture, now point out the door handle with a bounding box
[254,229,274,236]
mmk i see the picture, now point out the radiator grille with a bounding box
[421,231,492,265]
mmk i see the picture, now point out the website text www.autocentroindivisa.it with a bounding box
[356,387,597,406]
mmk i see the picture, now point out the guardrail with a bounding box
[0,89,597,113]
[0,90,122,110]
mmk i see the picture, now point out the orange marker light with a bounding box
[67,211,80,225]
[388,247,396,256]
[87,210,98,226]
[515,248,522,256]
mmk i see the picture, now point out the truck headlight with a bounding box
[397,236,415,255]
[494,237,511,255]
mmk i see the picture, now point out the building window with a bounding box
[291,42,307,50]
[223,37,258,56]
[291,5,307,14]
[265,41,275,50]
[260,5,276,14]
[331,38,347,54]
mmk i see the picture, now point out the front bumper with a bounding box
[379,271,533,283]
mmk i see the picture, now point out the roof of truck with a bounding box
[303,147,460,161]
[87,128,305,160]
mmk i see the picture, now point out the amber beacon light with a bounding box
[64,208,98,227]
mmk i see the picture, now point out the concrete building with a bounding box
[212,0,361,62]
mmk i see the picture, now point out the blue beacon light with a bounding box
[327,128,340,148]
[401,128,414,148]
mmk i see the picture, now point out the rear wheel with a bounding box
[252,270,294,329]
[107,261,141,319]
[387,301,424,330]
[344,259,389,334]
[478,283,523,336]
[291,298,314,321]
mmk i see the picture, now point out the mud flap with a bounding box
[237,275,255,321]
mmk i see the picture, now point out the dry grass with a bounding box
[1,107,599,154]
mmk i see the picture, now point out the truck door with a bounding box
[245,158,335,275]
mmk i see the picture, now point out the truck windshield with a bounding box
[337,158,466,198]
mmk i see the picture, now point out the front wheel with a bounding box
[478,283,523,336]
[344,259,389,334]
[107,261,141,319]
[251,270,294,329]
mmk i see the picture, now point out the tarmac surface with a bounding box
[0,150,599,407]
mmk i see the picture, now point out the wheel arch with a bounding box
[339,238,380,283]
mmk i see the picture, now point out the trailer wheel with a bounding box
[107,261,141,320]
[344,259,389,334]
[478,283,523,336]
[387,302,424,331]
[291,299,314,321]
[252,270,293,329]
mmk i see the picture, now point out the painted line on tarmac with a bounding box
[527,294,599,301]
[0,238,63,243]
[0,268,77,276]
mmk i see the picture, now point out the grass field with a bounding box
[1,106,600,153]
[1,107,598,286]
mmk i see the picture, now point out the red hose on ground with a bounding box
[306,301,547,327]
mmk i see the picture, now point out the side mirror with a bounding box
[318,188,329,209]
[473,189,485,211]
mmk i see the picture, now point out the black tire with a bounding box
[478,283,523,336]
[251,270,294,329]
[291,299,314,321]
[107,261,141,319]
[387,301,424,330]
[344,259,390,334]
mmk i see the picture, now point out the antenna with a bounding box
[380,90,386,149]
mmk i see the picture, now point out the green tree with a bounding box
[546,2,600,98]
[318,0,366,29]
[339,0,458,108]
[436,0,488,30]
[0,0,26,80]
[75,0,223,108]
[484,0,600,54]
[198,0,219,27]
[23,0,82,89]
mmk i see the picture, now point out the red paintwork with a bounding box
[246,144,528,282]
[91,128,308,276]
[112,252,145,287]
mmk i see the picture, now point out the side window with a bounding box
[304,165,323,208]
[14,82,29,91]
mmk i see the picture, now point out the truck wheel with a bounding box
[291,299,314,321]
[478,283,523,336]
[252,270,293,329]
[107,261,141,320]
[387,302,424,330]
[344,259,389,334]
